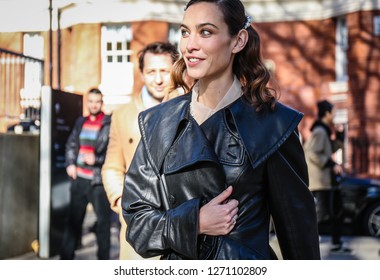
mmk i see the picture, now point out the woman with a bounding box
[122,0,320,260]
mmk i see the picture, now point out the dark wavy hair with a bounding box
[138,41,180,73]
[171,0,278,110]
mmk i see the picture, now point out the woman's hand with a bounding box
[198,186,239,236]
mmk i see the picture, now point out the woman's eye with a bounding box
[181,29,189,37]
[201,29,211,36]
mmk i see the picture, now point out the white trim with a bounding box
[1,0,380,32]
[246,0,380,22]
[59,0,380,27]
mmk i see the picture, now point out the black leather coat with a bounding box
[122,94,320,260]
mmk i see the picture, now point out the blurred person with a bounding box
[101,42,181,260]
[122,0,320,260]
[304,99,351,254]
[60,88,112,260]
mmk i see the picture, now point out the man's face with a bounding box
[140,52,174,102]
[327,110,335,125]
[87,93,103,116]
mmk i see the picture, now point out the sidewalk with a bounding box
[270,234,380,260]
[7,208,380,260]
[7,206,120,260]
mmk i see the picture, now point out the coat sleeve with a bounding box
[267,130,321,260]
[304,129,331,168]
[122,140,201,259]
[94,118,111,167]
[65,117,82,167]
[102,111,126,213]
[94,150,107,167]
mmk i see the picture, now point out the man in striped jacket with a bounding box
[60,88,112,260]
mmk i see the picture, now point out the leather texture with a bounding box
[122,93,321,260]
[101,94,160,260]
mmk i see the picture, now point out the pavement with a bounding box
[271,234,380,260]
[6,205,120,260]
[6,207,380,260]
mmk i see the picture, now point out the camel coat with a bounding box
[303,125,342,191]
[102,94,146,259]
[102,90,180,259]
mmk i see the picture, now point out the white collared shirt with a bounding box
[141,86,160,109]
[190,76,243,125]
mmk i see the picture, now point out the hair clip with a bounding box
[243,15,252,29]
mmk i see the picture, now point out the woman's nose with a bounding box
[186,34,199,53]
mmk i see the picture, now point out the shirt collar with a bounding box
[87,111,105,122]
[191,76,243,124]
[141,86,161,109]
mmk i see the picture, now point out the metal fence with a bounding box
[0,48,44,131]
[350,137,380,178]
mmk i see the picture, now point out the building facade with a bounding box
[1,0,380,178]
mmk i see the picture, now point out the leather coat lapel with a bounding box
[138,94,190,175]
[163,118,220,174]
[139,94,220,176]
[138,93,303,175]
[227,98,303,169]
[199,110,244,166]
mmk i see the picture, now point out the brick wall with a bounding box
[2,12,380,177]
[257,19,336,140]
[60,24,102,94]
[0,32,23,53]
[256,12,380,178]
[130,21,169,94]
[347,10,380,177]
[57,21,168,114]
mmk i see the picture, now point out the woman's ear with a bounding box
[232,29,248,54]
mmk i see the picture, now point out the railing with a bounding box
[349,137,380,178]
[0,48,44,132]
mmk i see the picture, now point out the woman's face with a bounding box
[180,2,237,82]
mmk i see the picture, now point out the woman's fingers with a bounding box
[199,186,240,235]
[210,186,233,205]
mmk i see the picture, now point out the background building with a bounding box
[1,0,380,178]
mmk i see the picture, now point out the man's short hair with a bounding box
[138,42,179,73]
[87,88,103,103]
[88,87,102,95]
[87,87,103,99]
[317,100,333,119]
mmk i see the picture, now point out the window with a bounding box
[169,23,181,49]
[374,15,380,36]
[336,16,348,82]
[100,24,134,106]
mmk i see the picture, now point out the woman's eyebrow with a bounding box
[180,22,219,30]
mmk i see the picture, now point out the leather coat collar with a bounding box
[228,97,303,168]
[138,93,303,175]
